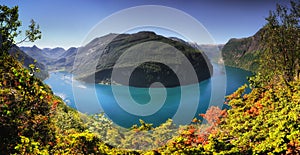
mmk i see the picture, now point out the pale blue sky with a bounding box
[1,0,287,49]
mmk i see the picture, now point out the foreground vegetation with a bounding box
[1,54,300,154]
[1,1,300,154]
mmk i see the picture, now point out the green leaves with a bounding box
[0,5,21,55]
[29,64,35,69]
[26,19,41,42]
[260,0,300,82]
[0,5,41,57]
[0,55,55,154]
[208,78,300,154]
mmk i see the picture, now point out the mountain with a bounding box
[20,32,213,87]
[20,45,50,64]
[20,46,77,71]
[190,43,224,63]
[8,45,49,80]
[48,47,77,70]
[20,46,66,64]
[169,37,224,64]
[72,31,213,87]
[41,47,65,58]
[221,29,264,71]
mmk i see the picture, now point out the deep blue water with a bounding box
[44,64,252,128]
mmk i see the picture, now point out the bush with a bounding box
[206,79,300,154]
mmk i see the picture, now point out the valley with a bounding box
[1,1,299,154]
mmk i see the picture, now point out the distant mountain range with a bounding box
[20,46,77,71]
[190,43,224,63]
[21,31,215,87]
[20,28,265,86]
[9,45,49,80]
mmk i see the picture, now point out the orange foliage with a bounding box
[200,106,227,125]
[178,106,227,147]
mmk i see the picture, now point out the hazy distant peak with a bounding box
[52,47,65,51]
[31,45,40,50]
[66,47,77,51]
[169,37,186,43]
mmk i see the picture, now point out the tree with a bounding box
[204,81,300,154]
[260,1,300,82]
[0,5,41,56]
[203,2,300,154]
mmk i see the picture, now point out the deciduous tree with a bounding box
[0,5,41,56]
[260,1,300,82]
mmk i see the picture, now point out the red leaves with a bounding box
[51,100,59,111]
[200,106,227,126]
[14,81,20,86]
[188,128,196,134]
[48,141,54,146]
[287,140,300,154]
[181,125,210,146]
[255,102,263,108]
[245,102,263,117]
[176,106,227,147]
[2,80,7,86]
[226,93,238,101]
[246,107,259,116]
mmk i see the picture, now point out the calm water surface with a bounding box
[44,64,252,127]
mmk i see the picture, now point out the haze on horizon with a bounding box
[3,0,288,49]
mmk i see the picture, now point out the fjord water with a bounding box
[44,64,252,128]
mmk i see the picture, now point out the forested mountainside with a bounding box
[23,31,213,87]
[1,1,299,154]
[9,45,49,80]
[222,28,264,72]
[74,31,212,87]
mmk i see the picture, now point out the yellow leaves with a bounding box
[214,78,300,154]
[14,136,49,155]
[192,118,199,123]
[255,102,263,109]
[226,84,248,107]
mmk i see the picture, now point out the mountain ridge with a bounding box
[8,45,49,80]
[73,31,213,87]
[221,28,264,71]
[21,31,213,87]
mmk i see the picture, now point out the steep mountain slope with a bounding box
[20,46,51,64]
[190,43,224,63]
[9,45,49,80]
[0,54,126,154]
[0,55,56,154]
[41,47,65,59]
[20,46,65,63]
[49,47,77,70]
[19,32,213,87]
[221,29,264,71]
[72,31,213,87]
[20,46,77,71]
[169,37,224,63]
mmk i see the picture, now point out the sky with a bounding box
[1,0,288,49]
